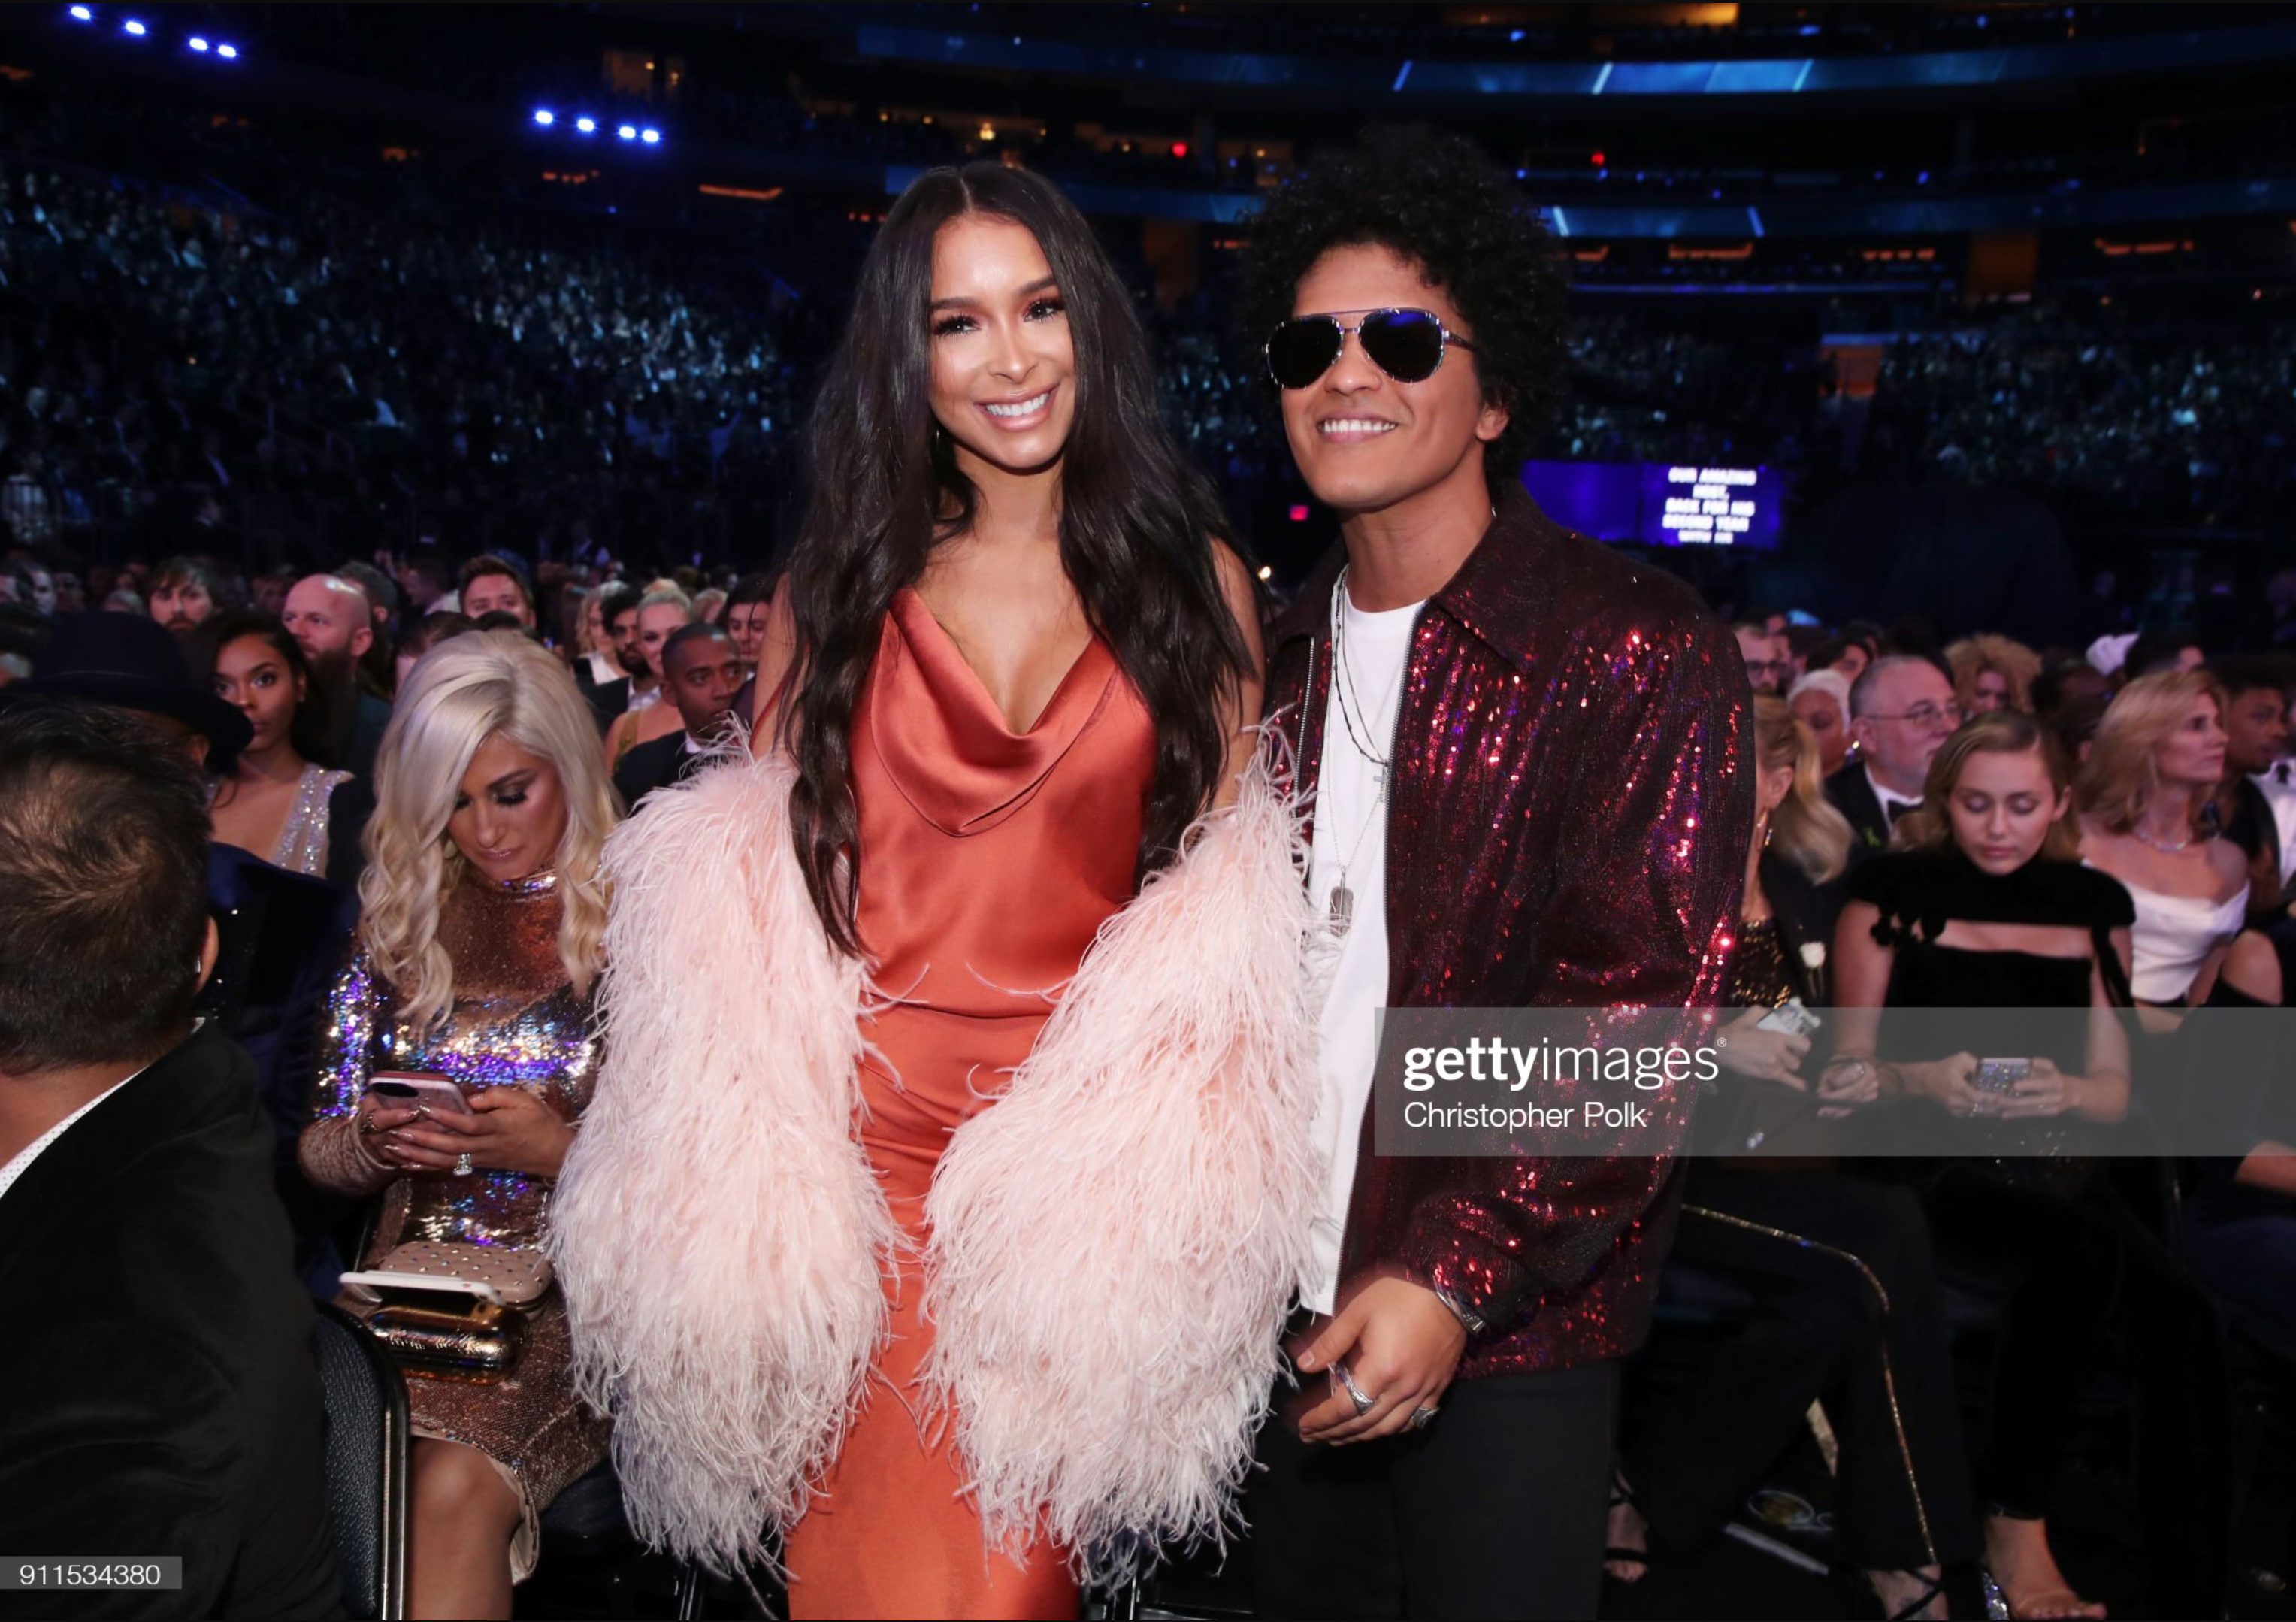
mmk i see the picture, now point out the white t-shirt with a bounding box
[1301,586,1423,1315]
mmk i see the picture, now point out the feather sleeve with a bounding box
[547,753,894,1576]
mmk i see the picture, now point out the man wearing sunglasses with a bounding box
[1241,129,1750,1620]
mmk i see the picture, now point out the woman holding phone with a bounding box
[1826,711,2230,1621]
[297,631,617,1620]
[552,163,1314,1618]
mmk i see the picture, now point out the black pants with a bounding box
[1246,1358,1618,1620]
[1920,1163,2234,1622]
[1626,1167,1977,1571]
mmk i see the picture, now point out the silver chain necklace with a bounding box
[1325,566,1398,937]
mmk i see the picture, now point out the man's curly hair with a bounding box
[1241,125,1568,480]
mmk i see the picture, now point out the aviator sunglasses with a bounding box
[1263,307,1477,390]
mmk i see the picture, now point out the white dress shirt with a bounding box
[1867,763,1922,825]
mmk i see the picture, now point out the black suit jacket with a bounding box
[612,729,703,810]
[0,1026,341,1619]
[1825,761,1897,871]
[324,691,392,782]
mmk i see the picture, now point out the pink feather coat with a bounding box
[547,746,1323,1579]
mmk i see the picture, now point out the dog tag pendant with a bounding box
[1329,882,1354,937]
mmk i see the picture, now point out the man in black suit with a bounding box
[2211,657,2292,921]
[0,701,340,1620]
[1826,653,1962,867]
[613,621,744,809]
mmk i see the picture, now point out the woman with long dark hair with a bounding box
[195,610,352,876]
[552,165,1320,1618]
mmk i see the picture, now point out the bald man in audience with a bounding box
[283,573,389,777]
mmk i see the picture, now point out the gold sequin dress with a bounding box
[298,869,607,1581]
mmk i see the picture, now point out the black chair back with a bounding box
[311,1302,409,1620]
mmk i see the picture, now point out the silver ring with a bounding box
[1411,1405,1439,1431]
[1334,1362,1375,1417]
[452,1152,475,1177]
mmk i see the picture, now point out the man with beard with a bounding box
[612,622,743,809]
[282,573,389,777]
[576,581,641,735]
[601,587,692,765]
[148,557,225,634]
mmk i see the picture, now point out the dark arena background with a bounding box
[4,5,2296,1621]
[4,2,2294,640]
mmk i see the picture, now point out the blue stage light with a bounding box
[216,42,236,58]
[640,128,661,145]
[532,108,555,126]
[188,36,209,51]
[616,124,637,141]
[121,17,146,35]
[68,5,93,20]
[574,116,597,134]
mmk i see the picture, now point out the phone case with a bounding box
[368,1073,473,1112]
[339,1269,505,1306]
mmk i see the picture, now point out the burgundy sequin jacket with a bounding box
[1266,486,1751,1379]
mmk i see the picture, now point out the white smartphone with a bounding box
[338,1269,504,1307]
[366,1072,473,1115]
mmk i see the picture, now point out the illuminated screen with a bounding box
[1519,461,1782,550]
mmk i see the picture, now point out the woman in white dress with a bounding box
[2078,669,2249,1012]
[200,611,355,876]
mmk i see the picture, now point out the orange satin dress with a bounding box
[780,588,1155,1620]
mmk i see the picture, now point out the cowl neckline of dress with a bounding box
[870,587,1118,837]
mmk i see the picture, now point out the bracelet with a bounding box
[1432,1284,1487,1337]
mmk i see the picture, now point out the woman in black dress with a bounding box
[1827,710,2229,1622]
[1611,698,1972,1621]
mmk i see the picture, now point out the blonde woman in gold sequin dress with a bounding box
[297,631,616,1620]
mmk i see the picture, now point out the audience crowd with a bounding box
[5,143,2292,613]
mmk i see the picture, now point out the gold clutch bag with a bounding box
[364,1294,526,1384]
[340,1241,552,1383]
